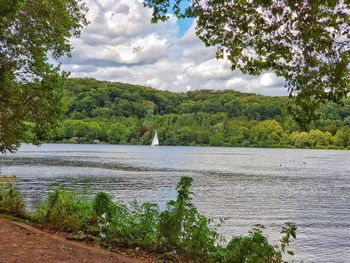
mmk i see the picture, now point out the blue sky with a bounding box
[172,0,193,36]
[177,17,193,36]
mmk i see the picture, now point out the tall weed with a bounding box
[33,189,93,231]
[92,192,160,248]
[159,177,222,259]
[0,183,26,218]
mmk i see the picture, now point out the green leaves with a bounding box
[144,0,350,127]
[158,176,223,259]
[280,222,297,253]
[0,182,26,218]
[2,177,297,262]
[0,0,88,152]
[219,222,296,263]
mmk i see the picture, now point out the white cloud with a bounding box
[61,0,288,96]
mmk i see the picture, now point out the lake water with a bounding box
[1,144,349,262]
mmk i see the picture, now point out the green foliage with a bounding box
[221,226,280,263]
[210,133,226,147]
[290,130,332,148]
[0,0,88,152]
[33,189,93,232]
[0,183,26,218]
[1,177,297,262]
[159,177,221,259]
[218,223,296,263]
[249,120,284,147]
[52,78,350,149]
[144,0,350,127]
[333,127,350,148]
[96,201,160,248]
[107,123,131,144]
[93,192,116,221]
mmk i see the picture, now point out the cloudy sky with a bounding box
[60,0,288,96]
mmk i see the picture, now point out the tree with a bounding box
[0,0,87,152]
[289,129,332,148]
[144,0,349,128]
[224,98,242,117]
[225,124,249,146]
[209,132,226,146]
[333,127,350,147]
[249,120,284,146]
[107,123,131,144]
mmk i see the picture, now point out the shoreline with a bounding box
[0,215,154,263]
[29,142,350,151]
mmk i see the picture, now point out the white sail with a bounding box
[151,131,159,146]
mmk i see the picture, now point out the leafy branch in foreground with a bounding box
[144,0,350,128]
[1,177,297,262]
[0,0,88,152]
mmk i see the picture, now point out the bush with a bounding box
[219,225,282,263]
[93,192,116,221]
[33,189,93,232]
[92,197,160,248]
[0,183,26,218]
[158,177,221,259]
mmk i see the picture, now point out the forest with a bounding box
[50,78,350,149]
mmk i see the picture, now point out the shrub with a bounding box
[0,183,26,218]
[220,225,282,263]
[92,198,160,248]
[93,192,116,221]
[33,189,93,232]
[159,177,222,260]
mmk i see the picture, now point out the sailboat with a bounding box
[151,130,159,146]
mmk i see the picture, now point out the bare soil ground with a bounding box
[0,217,154,263]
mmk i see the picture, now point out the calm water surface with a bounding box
[1,144,350,262]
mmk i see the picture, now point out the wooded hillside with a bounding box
[51,78,350,149]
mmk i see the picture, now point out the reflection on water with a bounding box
[1,144,350,263]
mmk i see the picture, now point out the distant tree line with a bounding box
[51,78,350,149]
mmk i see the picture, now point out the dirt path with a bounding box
[0,217,152,263]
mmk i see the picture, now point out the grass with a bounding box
[0,176,297,262]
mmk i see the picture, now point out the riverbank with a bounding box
[0,216,152,263]
[0,177,297,263]
[50,140,350,150]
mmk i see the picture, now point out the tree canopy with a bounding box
[0,0,88,152]
[144,0,350,128]
[48,78,350,149]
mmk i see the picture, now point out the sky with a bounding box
[60,0,288,96]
